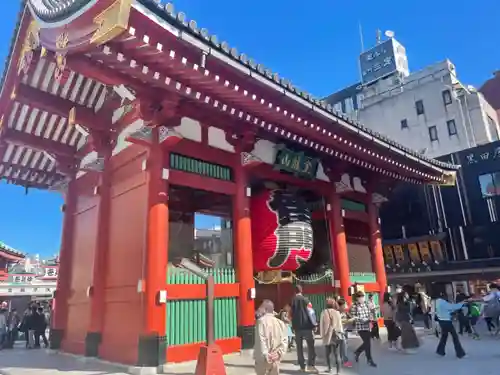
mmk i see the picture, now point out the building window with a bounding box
[442,90,452,105]
[487,115,499,141]
[415,100,425,115]
[478,172,500,197]
[428,126,438,141]
[447,119,457,136]
[401,119,408,129]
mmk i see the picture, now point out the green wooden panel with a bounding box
[349,272,377,283]
[170,153,232,181]
[341,199,366,212]
[166,267,237,346]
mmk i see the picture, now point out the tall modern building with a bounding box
[324,35,500,158]
[380,140,500,293]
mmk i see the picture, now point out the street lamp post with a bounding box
[173,258,226,375]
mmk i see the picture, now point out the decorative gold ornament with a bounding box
[17,21,40,75]
[91,0,133,45]
[55,32,69,50]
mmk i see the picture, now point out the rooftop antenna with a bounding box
[358,22,365,53]
[358,22,365,83]
[376,29,382,44]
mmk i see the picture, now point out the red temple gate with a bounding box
[0,0,458,370]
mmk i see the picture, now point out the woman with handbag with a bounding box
[320,298,344,374]
[381,292,400,350]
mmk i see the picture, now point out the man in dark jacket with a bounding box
[34,307,48,348]
[290,285,318,373]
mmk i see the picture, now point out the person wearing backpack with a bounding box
[483,283,500,335]
[465,296,481,339]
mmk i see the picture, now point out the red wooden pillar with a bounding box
[327,192,351,303]
[368,201,387,302]
[50,178,76,349]
[233,155,255,349]
[138,126,169,367]
[85,146,112,357]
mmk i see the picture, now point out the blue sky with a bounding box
[0,0,499,257]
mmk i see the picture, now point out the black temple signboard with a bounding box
[274,145,319,179]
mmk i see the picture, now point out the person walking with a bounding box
[381,292,400,350]
[367,295,379,340]
[5,309,20,349]
[254,300,288,375]
[290,285,318,373]
[395,292,419,354]
[416,288,431,331]
[349,291,376,367]
[0,306,7,349]
[337,299,353,368]
[435,293,466,358]
[278,304,294,351]
[483,283,500,335]
[320,299,344,374]
[35,307,49,348]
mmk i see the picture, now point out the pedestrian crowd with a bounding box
[0,302,50,350]
[253,282,500,375]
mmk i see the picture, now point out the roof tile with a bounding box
[138,0,458,171]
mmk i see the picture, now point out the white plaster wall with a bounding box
[348,60,497,158]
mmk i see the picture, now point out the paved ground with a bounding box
[1,325,500,375]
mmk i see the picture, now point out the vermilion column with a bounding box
[86,146,112,357]
[327,192,351,303]
[233,155,255,349]
[138,127,169,367]
[368,201,387,302]
[50,178,76,349]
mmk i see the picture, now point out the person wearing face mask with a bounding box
[349,291,376,367]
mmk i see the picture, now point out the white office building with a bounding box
[324,35,500,158]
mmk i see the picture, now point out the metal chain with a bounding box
[253,275,281,284]
[293,269,333,283]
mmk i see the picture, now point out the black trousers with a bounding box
[422,313,431,329]
[485,317,497,331]
[384,320,400,343]
[325,343,341,373]
[436,320,465,358]
[458,312,471,334]
[355,330,373,361]
[295,329,316,368]
[35,330,48,348]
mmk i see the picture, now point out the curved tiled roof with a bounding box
[137,0,459,171]
[28,0,95,23]
[1,1,459,174]
[0,241,25,258]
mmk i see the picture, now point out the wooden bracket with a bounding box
[225,131,256,153]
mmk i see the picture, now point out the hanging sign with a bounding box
[393,245,405,264]
[383,245,395,265]
[429,240,444,262]
[9,274,36,284]
[274,145,319,179]
[408,243,421,263]
[418,241,432,263]
[465,146,500,165]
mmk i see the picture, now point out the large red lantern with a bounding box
[251,189,313,271]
